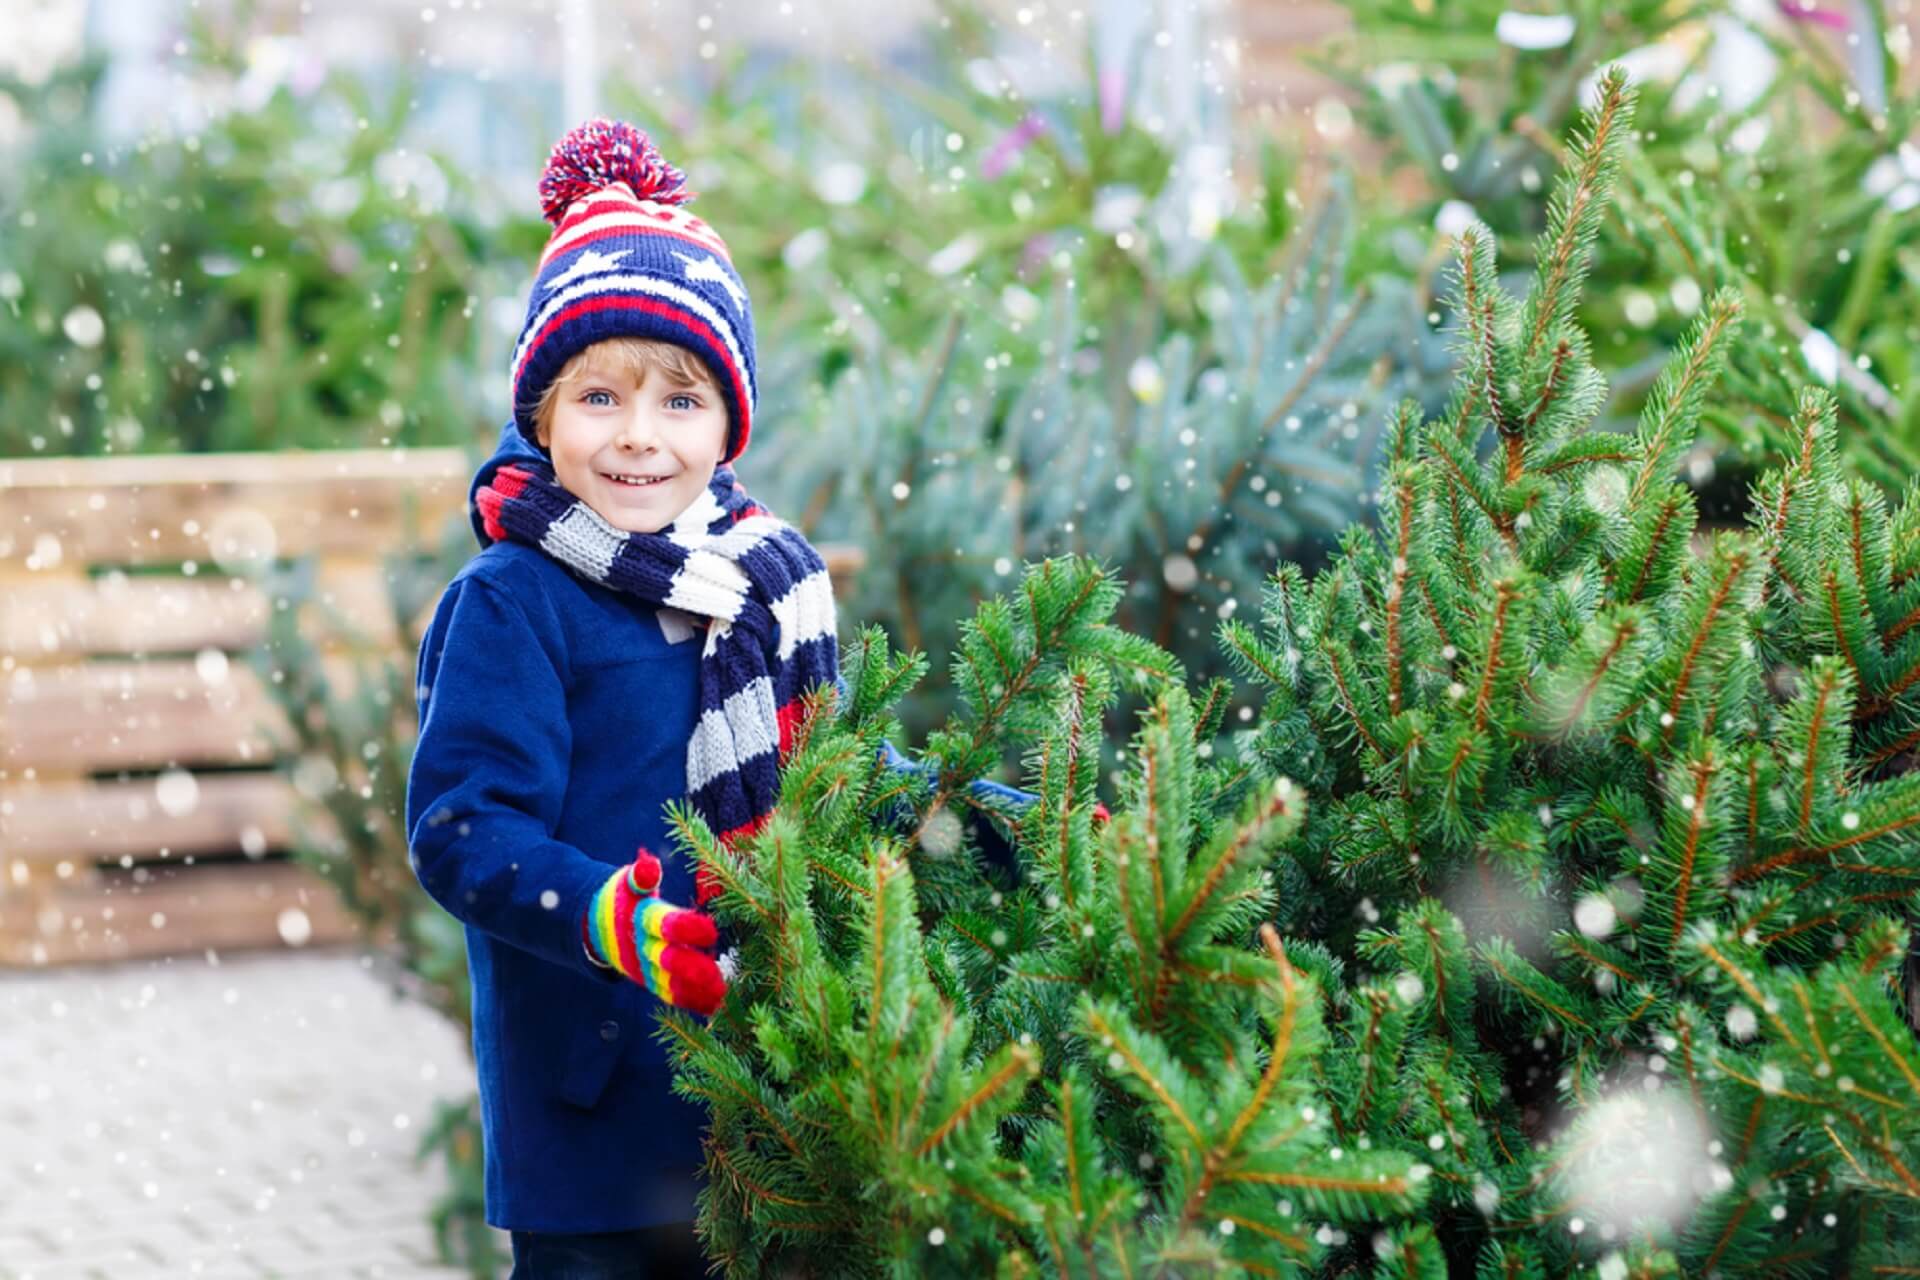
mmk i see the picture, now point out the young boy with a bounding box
[405,119,832,1276]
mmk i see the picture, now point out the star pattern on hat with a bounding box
[543,247,631,295]
[674,250,747,313]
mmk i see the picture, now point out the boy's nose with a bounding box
[613,410,663,451]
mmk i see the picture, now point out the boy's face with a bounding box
[537,355,729,534]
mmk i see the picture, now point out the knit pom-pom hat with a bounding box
[508,119,757,464]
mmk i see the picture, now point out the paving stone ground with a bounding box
[0,946,509,1279]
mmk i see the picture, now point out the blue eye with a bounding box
[583,389,615,407]
[668,393,700,411]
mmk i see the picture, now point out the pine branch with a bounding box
[1386,472,1415,715]
[1425,425,1506,534]
[1232,924,1307,1152]
[1474,295,1510,442]
[1732,808,1920,882]
[1322,638,1390,761]
[1533,608,1643,738]
[1692,938,1806,1053]
[913,1044,1038,1157]
[1033,664,1104,910]
[1472,579,1522,735]
[1657,544,1755,751]
[1794,661,1851,840]
[1219,1165,1415,1198]
[1218,618,1291,691]
[1480,940,1592,1032]
[1612,489,1692,605]
[1082,1002,1205,1149]
[1834,982,1920,1107]
[1520,66,1633,368]
[1518,338,1574,445]
[1626,292,1743,509]
[899,1003,960,1153]
[1164,778,1301,951]
[1531,437,1638,476]
[1444,225,1500,441]
[1668,753,1722,950]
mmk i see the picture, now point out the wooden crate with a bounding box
[0,448,864,967]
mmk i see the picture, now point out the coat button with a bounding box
[599,1020,620,1042]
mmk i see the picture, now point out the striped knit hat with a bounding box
[510,119,757,464]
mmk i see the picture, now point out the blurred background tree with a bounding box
[0,43,530,454]
[1318,0,1920,494]
[613,3,1455,754]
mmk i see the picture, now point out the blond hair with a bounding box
[532,338,719,445]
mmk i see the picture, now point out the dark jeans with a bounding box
[508,1222,704,1278]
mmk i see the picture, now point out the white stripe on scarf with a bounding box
[686,674,780,794]
[769,572,836,663]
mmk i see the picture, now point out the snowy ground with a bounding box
[0,947,504,1279]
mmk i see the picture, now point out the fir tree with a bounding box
[664,68,1920,1276]
[1217,67,1920,1274]
[669,562,1433,1276]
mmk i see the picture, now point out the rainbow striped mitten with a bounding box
[582,849,727,1016]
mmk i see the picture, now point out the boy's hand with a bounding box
[583,849,727,1016]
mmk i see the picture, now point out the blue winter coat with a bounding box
[407,531,710,1229]
[406,424,1032,1233]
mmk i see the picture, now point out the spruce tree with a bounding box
[1219,67,1920,1274]
[669,564,1435,1277]
[665,68,1920,1276]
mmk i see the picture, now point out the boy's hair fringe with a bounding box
[533,338,717,444]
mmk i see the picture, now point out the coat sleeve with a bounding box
[406,573,620,984]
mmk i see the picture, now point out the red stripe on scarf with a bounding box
[775,695,806,763]
[475,465,532,543]
[476,487,507,542]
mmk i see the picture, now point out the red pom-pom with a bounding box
[538,118,692,225]
[628,847,664,895]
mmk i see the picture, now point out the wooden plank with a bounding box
[2,575,270,657]
[0,858,359,967]
[0,447,470,568]
[0,562,397,658]
[2,659,305,773]
[0,771,307,865]
[3,548,866,660]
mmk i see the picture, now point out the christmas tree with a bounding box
[665,68,1920,1276]
[669,565,1436,1275]
[1218,66,1920,1274]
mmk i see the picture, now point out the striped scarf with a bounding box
[474,460,838,901]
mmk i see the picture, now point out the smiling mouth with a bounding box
[603,472,671,488]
